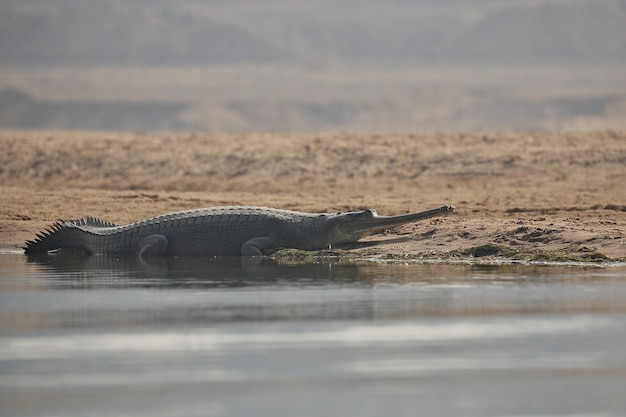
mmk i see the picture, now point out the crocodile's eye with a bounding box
[351,209,376,219]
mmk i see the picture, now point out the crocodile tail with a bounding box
[23,218,113,254]
[23,221,74,254]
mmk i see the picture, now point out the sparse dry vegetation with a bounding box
[1,130,624,261]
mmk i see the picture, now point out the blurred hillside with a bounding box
[3,0,626,67]
[1,0,625,132]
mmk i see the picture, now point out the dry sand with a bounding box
[1,130,625,261]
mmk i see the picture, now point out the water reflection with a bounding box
[1,254,626,417]
[0,253,624,333]
[21,251,625,289]
[24,252,365,288]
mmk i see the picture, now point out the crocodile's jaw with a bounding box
[336,205,455,238]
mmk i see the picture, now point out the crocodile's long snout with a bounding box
[340,204,455,235]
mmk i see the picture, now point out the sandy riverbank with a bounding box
[1,130,624,261]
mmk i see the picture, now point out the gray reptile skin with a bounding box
[24,205,454,256]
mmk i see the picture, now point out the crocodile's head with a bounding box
[326,205,455,246]
[328,209,380,243]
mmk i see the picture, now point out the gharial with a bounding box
[24,205,455,257]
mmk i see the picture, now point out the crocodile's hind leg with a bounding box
[241,237,279,257]
[138,234,168,257]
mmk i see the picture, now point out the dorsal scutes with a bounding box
[67,217,119,228]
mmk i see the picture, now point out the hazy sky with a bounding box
[1,0,625,132]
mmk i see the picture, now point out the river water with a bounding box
[1,252,626,417]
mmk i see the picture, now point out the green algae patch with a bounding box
[433,244,613,264]
[271,244,621,265]
[459,244,518,258]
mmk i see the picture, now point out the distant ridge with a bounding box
[1,0,625,67]
[0,88,189,131]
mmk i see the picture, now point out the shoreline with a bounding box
[1,130,625,261]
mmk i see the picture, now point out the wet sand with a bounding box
[1,129,624,260]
